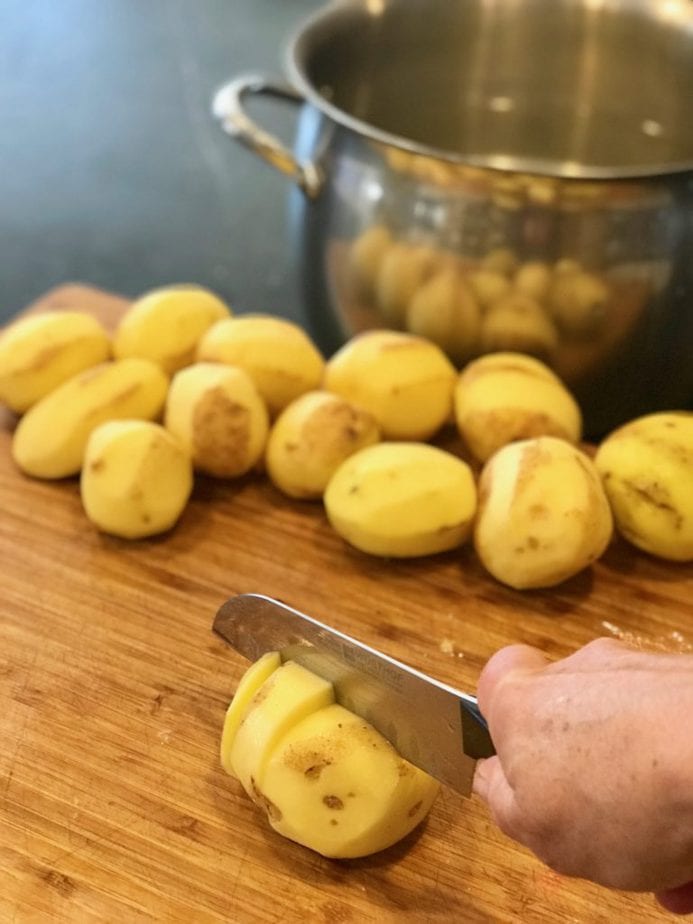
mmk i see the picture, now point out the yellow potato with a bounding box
[479,292,558,358]
[454,352,581,463]
[113,285,231,374]
[594,412,693,561]
[324,442,477,557]
[164,362,269,478]
[222,656,439,858]
[324,330,456,441]
[12,358,168,479]
[375,243,436,326]
[80,420,192,539]
[349,225,393,298]
[475,436,613,589]
[480,246,518,277]
[405,268,481,364]
[513,261,552,302]
[266,390,380,500]
[548,270,609,337]
[467,269,511,311]
[220,652,282,777]
[0,311,110,414]
[196,315,324,416]
[227,660,334,795]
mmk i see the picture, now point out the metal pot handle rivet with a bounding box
[212,73,323,198]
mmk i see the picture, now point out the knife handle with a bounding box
[460,697,495,760]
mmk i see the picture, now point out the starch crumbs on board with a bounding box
[600,621,692,653]
[439,637,465,658]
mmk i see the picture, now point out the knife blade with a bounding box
[213,593,494,796]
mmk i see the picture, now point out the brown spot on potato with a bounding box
[330,819,338,826]
[89,458,106,473]
[323,795,344,810]
[408,800,423,817]
[622,479,683,529]
[250,776,282,821]
[304,759,332,780]
[192,387,251,477]
[527,536,539,550]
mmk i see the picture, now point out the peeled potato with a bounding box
[164,362,269,478]
[0,311,110,414]
[454,352,582,463]
[222,656,439,858]
[375,243,436,326]
[479,292,558,358]
[349,225,393,298]
[266,390,380,500]
[480,247,518,277]
[514,261,552,302]
[406,268,481,364]
[196,315,324,416]
[594,412,693,561]
[12,358,168,479]
[548,270,609,337]
[113,285,231,374]
[324,442,477,557]
[324,330,456,441]
[80,420,192,539]
[467,270,511,311]
[475,436,613,589]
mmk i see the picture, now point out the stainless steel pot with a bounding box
[213,0,693,437]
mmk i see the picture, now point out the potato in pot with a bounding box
[221,655,439,858]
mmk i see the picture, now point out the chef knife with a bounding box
[213,593,494,797]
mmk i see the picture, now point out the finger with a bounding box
[477,644,550,716]
[472,754,522,842]
[655,882,693,915]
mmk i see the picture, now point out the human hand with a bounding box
[472,638,693,913]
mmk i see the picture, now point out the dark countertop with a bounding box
[0,0,321,326]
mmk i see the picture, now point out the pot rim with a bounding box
[285,0,693,182]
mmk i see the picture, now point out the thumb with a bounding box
[477,644,551,717]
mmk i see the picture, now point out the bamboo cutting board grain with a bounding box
[1,284,691,923]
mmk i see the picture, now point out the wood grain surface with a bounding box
[1,284,691,923]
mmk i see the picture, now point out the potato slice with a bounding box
[454,352,582,463]
[113,285,231,374]
[475,436,613,589]
[594,412,693,562]
[12,358,168,479]
[324,442,477,557]
[220,652,281,776]
[0,311,110,413]
[196,315,325,416]
[228,661,334,795]
[164,362,269,478]
[265,390,380,500]
[324,330,456,441]
[80,420,192,539]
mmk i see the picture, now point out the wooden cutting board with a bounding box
[1,284,691,924]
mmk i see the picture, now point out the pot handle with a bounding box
[212,73,322,198]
